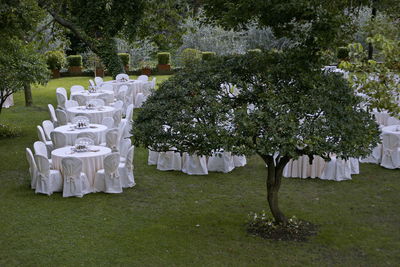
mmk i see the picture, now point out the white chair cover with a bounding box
[148,150,159,165]
[98,93,113,105]
[70,85,85,94]
[112,100,124,111]
[387,116,400,126]
[74,95,87,106]
[26,148,37,189]
[135,93,145,108]
[95,77,104,86]
[138,75,148,81]
[65,100,79,109]
[118,120,128,140]
[48,104,58,126]
[360,144,383,164]
[119,138,132,162]
[56,92,67,110]
[77,132,97,145]
[56,87,68,100]
[151,77,156,89]
[102,117,114,129]
[283,155,325,179]
[100,83,114,92]
[113,110,122,128]
[89,79,96,88]
[34,141,49,158]
[119,146,135,188]
[349,158,360,174]
[320,156,352,181]
[61,157,91,197]
[116,73,129,81]
[106,128,120,152]
[72,115,90,125]
[380,133,400,169]
[182,153,208,175]
[207,151,235,173]
[37,126,53,155]
[34,154,62,195]
[157,150,182,171]
[94,153,122,193]
[55,109,68,126]
[42,120,54,141]
[50,131,67,149]
[233,155,247,167]
[117,86,127,102]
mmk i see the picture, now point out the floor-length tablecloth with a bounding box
[66,106,115,124]
[71,90,114,103]
[53,124,108,145]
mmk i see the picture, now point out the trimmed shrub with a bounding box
[247,49,262,54]
[67,55,83,67]
[181,48,202,67]
[202,52,216,61]
[337,47,349,60]
[157,52,170,65]
[118,53,130,66]
[45,51,66,70]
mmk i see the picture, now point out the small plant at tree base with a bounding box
[246,211,318,241]
[45,51,66,70]
[0,124,22,138]
[67,55,83,67]
[157,52,171,65]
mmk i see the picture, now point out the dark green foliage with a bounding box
[45,51,65,70]
[67,55,82,67]
[0,123,22,138]
[247,49,262,54]
[337,46,349,60]
[202,52,216,61]
[97,39,124,78]
[118,53,130,66]
[181,48,202,67]
[157,52,171,65]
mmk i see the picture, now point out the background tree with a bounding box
[37,0,144,78]
[132,53,380,225]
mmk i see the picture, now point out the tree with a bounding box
[37,0,144,78]
[132,52,380,225]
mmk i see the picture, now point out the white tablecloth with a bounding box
[71,90,114,102]
[66,106,115,124]
[4,94,13,108]
[284,155,326,179]
[102,80,152,99]
[53,124,107,145]
[51,146,111,187]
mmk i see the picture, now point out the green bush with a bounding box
[181,48,202,67]
[118,53,130,66]
[45,51,66,70]
[67,55,83,67]
[157,52,170,65]
[247,49,262,55]
[0,124,22,139]
[337,47,349,60]
[202,52,216,61]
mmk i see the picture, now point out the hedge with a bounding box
[67,55,83,67]
[157,52,170,65]
[118,53,130,66]
[45,51,65,70]
[337,47,349,60]
[181,48,202,67]
[202,52,216,61]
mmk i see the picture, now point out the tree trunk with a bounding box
[262,154,291,225]
[368,1,377,60]
[24,83,33,107]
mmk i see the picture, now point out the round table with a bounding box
[53,124,107,145]
[66,106,115,124]
[102,80,152,98]
[382,125,400,147]
[51,146,111,187]
[71,90,114,103]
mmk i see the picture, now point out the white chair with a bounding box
[118,120,128,140]
[70,85,85,95]
[148,150,159,165]
[119,146,135,188]
[61,157,91,197]
[233,155,247,167]
[102,117,114,129]
[207,151,235,173]
[112,100,124,111]
[135,93,145,108]
[137,75,148,81]
[349,158,360,174]
[56,92,67,110]
[72,116,90,125]
[50,131,67,149]
[55,109,68,126]
[113,110,122,128]
[34,154,63,195]
[387,116,400,126]
[125,86,134,105]
[65,100,79,109]
[320,156,352,181]
[95,77,104,86]
[94,153,122,193]
[116,73,129,81]
[380,133,400,169]
[89,79,96,88]
[182,153,208,175]
[74,95,87,106]
[106,128,120,152]
[42,120,54,141]
[117,85,127,102]
[56,87,68,100]
[77,132,97,145]
[360,144,383,164]
[119,138,131,162]
[100,83,114,92]
[36,126,53,155]
[26,148,37,189]
[157,149,182,171]
[97,93,113,105]
[48,104,58,127]
[33,141,53,166]
[150,77,156,89]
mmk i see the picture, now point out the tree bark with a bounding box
[262,154,291,225]
[24,83,33,107]
[368,1,377,60]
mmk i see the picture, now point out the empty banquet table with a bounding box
[71,90,114,103]
[52,124,107,145]
[51,146,111,187]
[66,106,115,124]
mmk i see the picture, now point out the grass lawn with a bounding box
[0,76,399,266]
